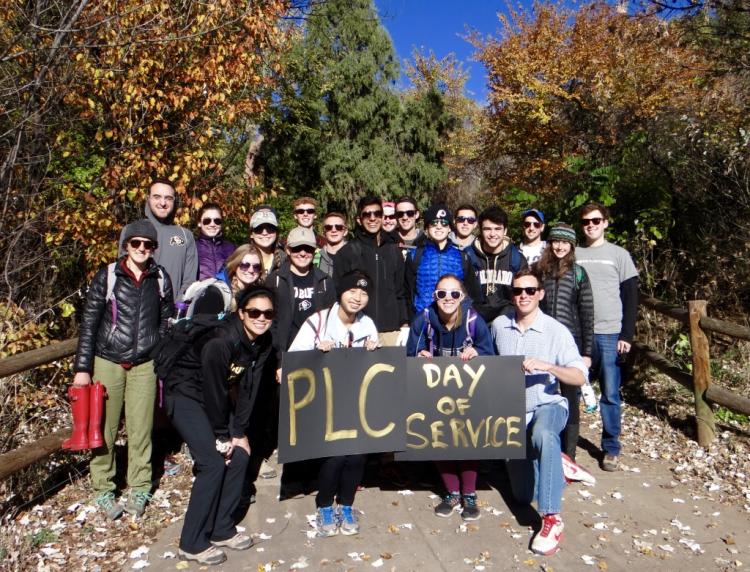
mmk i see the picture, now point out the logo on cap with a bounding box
[357,279,368,288]
[437,209,446,218]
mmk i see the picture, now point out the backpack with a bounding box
[176,277,233,321]
[105,262,166,329]
[510,246,522,274]
[421,306,478,354]
[150,314,226,380]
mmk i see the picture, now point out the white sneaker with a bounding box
[561,453,596,485]
[178,546,226,565]
[531,514,564,555]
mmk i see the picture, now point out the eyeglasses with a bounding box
[581,217,603,227]
[428,219,450,228]
[202,217,223,226]
[512,286,540,296]
[523,221,542,229]
[383,215,396,221]
[435,289,462,300]
[242,308,276,320]
[253,224,277,235]
[238,262,262,273]
[290,245,315,254]
[324,224,345,232]
[129,239,156,251]
[360,209,383,219]
[294,208,316,215]
[396,209,416,219]
[456,216,476,224]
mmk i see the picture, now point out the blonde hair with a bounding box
[224,244,264,309]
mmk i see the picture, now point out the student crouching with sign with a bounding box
[406,274,494,521]
[288,270,379,537]
[161,285,275,566]
[492,268,588,556]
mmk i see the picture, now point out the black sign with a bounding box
[278,347,407,463]
[396,356,526,460]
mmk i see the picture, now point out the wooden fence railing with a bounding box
[636,297,750,447]
[0,296,748,478]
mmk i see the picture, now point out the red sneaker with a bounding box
[531,513,564,555]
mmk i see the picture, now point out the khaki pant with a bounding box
[89,358,156,494]
[378,330,401,347]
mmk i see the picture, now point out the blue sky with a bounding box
[374,0,509,103]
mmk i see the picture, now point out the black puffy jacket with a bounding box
[540,264,595,357]
[73,258,174,372]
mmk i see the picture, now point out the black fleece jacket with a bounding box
[163,315,273,440]
[333,227,409,332]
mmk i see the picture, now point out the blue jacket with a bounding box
[406,301,495,357]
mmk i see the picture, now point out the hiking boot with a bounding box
[211,532,254,550]
[561,453,597,485]
[94,491,123,521]
[260,460,277,479]
[316,505,338,537]
[178,546,226,565]
[123,490,152,517]
[601,454,620,472]
[461,493,481,521]
[531,513,564,555]
[337,505,359,535]
[434,492,461,518]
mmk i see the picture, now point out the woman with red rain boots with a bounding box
[68,219,173,520]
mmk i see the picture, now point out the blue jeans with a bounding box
[591,333,622,455]
[506,402,568,515]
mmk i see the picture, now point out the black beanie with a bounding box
[336,270,373,299]
[423,204,453,226]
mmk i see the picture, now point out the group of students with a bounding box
[65,178,638,564]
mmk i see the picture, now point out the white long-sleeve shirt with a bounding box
[288,303,378,352]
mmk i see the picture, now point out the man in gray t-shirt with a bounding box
[575,202,638,472]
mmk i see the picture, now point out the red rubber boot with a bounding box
[88,381,106,449]
[62,385,90,450]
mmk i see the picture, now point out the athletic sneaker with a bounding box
[316,505,338,537]
[94,491,123,521]
[337,505,360,535]
[434,492,461,517]
[601,454,620,472]
[178,546,226,565]
[461,493,481,521]
[123,490,152,517]
[531,513,564,555]
[211,532,254,550]
[561,453,597,485]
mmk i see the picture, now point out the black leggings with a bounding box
[167,394,249,554]
[560,383,580,459]
[315,454,366,508]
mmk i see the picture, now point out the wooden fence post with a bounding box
[688,300,715,447]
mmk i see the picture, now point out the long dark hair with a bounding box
[537,227,576,280]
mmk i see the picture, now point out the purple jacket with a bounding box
[196,234,236,280]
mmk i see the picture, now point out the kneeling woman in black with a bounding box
[162,285,275,566]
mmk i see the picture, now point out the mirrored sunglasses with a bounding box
[456,216,477,224]
[428,219,450,227]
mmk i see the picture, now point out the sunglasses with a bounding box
[435,289,462,300]
[383,215,396,221]
[202,217,222,225]
[523,221,542,229]
[294,208,316,215]
[129,239,156,251]
[290,245,315,254]
[428,219,450,228]
[242,307,276,320]
[456,216,476,224]
[238,262,262,273]
[253,224,277,234]
[581,217,604,226]
[396,209,416,218]
[361,210,383,219]
[324,224,345,232]
[512,286,540,296]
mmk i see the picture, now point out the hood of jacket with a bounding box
[470,235,513,263]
